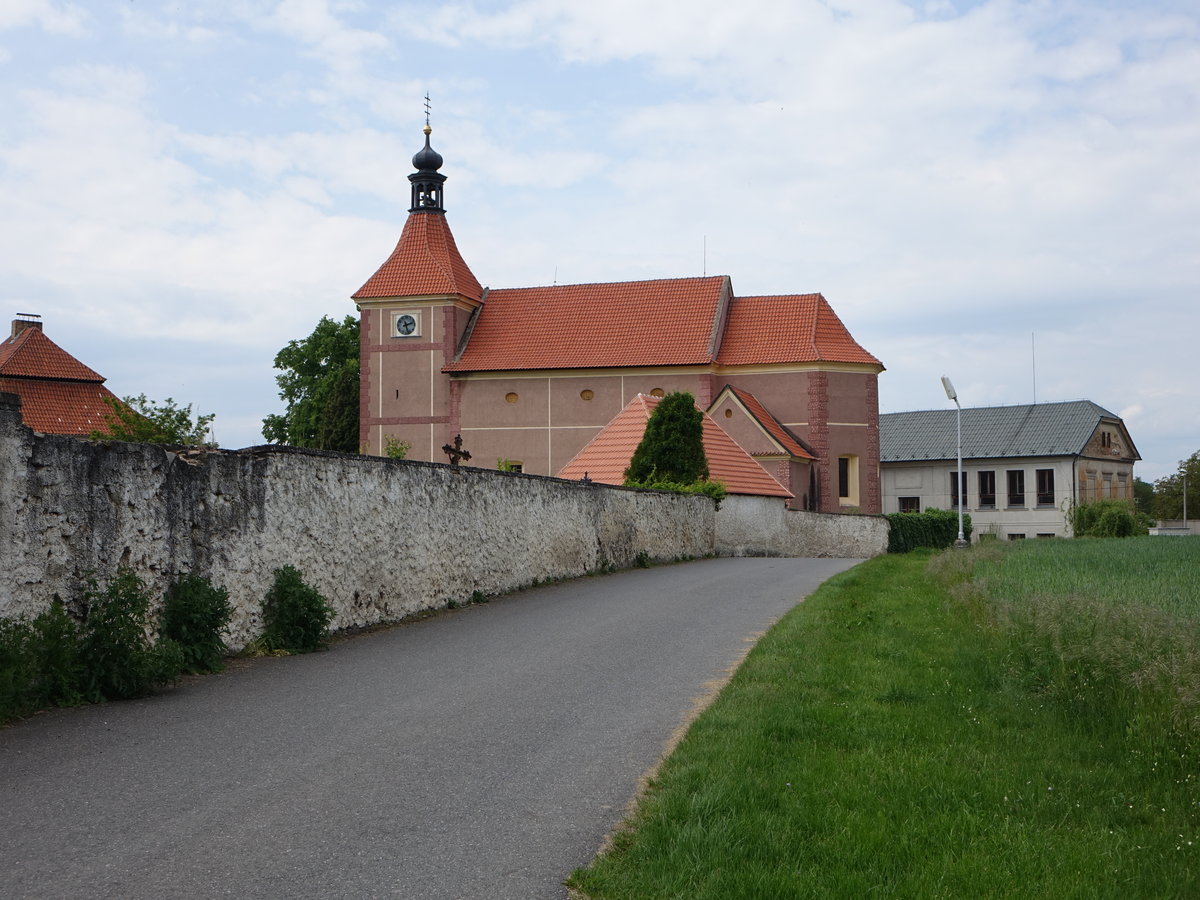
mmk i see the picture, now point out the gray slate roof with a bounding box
[880,400,1121,462]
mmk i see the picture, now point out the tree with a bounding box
[262,315,359,452]
[1152,451,1200,521]
[1133,477,1155,515]
[625,391,709,484]
[91,394,215,446]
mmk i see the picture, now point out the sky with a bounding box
[1,0,1196,480]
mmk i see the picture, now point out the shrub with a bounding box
[161,574,233,673]
[886,507,973,553]
[625,391,708,484]
[0,617,37,722]
[261,566,334,653]
[28,601,84,708]
[1071,499,1137,537]
[78,568,182,701]
[384,435,411,459]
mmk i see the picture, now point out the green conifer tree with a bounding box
[625,391,709,484]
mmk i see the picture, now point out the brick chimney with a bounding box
[11,314,42,338]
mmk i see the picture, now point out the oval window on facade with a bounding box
[650,388,665,397]
[505,392,519,404]
[580,389,594,401]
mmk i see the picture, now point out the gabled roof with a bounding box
[446,276,730,372]
[715,385,815,460]
[352,212,482,301]
[0,325,104,382]
[0,378,120,436]
[880,401,1140,462]
[716,294,882,367]
[557,393,792,498]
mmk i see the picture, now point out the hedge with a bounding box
[885,507,972,553]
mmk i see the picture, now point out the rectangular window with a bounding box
[1007,470,1025,507]
[1103,473,1114,498]
[1037,533,1056,539]
[1117,472,1128,499]
[899,496,920,513]
[1036,469,1055,506]
[948,471,967,508]
[978,471,996,508]
[1008,533,1026,540]
[838,457,849,499]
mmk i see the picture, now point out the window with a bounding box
[505,392,519,403]
[649,388,665,398]
[1036,469,1055,506]
[1103,472,1114,498]
[1100,430,1111,449]
[949,471,967,508]
[1117,472,1128,499]
[1037,533,1056,539]
[837,455,860,506]
[899,497,920,513]
[1008,533,1027,541]
[579,389,594,401]
[977,471,995,508]
[1007,470,1025,507]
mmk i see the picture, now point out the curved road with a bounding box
[0,557,859,899]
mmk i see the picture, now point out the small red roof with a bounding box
[721,385,815,460]
[445,276,729,372]
[0,377,121,436]
[0,323,123,436]
[353,212,482,301]
[0,325,105,382]
[716,294,882,367]
[557,394,792,498]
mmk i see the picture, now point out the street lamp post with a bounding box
[941,376,967,548]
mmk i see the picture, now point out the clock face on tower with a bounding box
[395,314,417,337]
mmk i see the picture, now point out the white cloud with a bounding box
[0,0,86,34]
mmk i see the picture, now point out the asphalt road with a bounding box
[0,557,859,900]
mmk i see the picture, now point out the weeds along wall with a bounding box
[0,394,712,649]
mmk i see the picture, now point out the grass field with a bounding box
[568,538,1200,899]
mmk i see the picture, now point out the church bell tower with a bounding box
[352,107,483,461]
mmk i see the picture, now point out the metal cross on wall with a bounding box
[442,434,471,467]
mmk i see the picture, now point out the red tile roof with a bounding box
[446,276,729,372]
[353,212,483,301]
[557,394,792,498]
[0,325,105,382]
[0,377,121,436]
[716,294,882,367]
[0,323,123,436]
[722,385,815,460]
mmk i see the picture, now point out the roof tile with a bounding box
[353,212,482,301]
[557,394,792,497]
[716,294,882,367]
[446,277,728,372]
[0,377,120,435]
[0,326,105,382]
[880,401,1138,461]
[723,385,815,459]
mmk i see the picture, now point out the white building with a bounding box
[880,401,1139,540]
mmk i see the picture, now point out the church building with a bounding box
[352,124,884,513]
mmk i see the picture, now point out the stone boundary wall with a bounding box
[1,393,886,649]
[715,494,889,559]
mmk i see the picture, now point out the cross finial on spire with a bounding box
[424,92,432,134]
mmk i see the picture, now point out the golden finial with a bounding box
[423,92,432,135]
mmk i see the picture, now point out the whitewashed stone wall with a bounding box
[715,494,888,558]
[1,394,713,648]
[1,393,884,649]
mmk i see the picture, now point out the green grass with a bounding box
[568,543,1200,899]
[971,536,1200,616]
